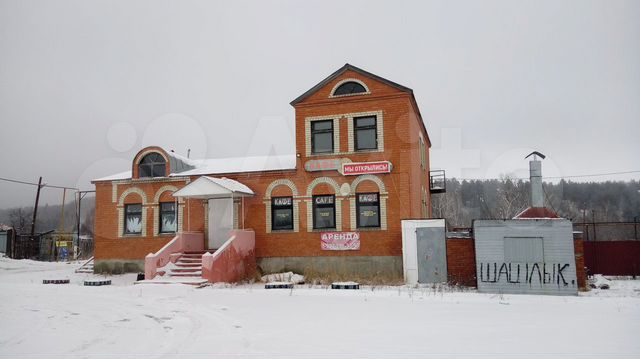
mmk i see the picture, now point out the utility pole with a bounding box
[30,177,43,240]
[75,190,95,259]
[76,191,81,258]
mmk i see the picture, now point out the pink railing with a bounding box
[202,229,256,283]
[144,232,204,279]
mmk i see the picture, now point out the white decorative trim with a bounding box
[141,207,147,237]
[117,207,123,238]
[116,187,148,238]
[306,177,341,197]
[152,185,180,204]
[265,202,271,234]
[349,174,388,231]
[347,118,355,153]
[133,149,170,177]
[264,179,299,199]
[333,118,340,153]
[377,114,385,152]
[305,115,341,157]
[265,179,301,234]
[349,197,356,230]
[306,199,343,232]
[305,177,343,232]
[112,183,118,203]
[112,177,189,185]
[305,110,384,157]
[349,174,387,195]
[152,206,158,235]
[380,196,388,230]
[152,185,180,236]
[329,78,371,98]
[293,201,300,233]
[117,187,148,206]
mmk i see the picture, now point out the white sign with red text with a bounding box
[342,161,392,176]
[320,232,361,251]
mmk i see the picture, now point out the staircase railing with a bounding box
[74,256,94,273]
[144,232,204,280]
[202,229,255,283]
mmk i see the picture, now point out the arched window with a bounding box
[333,81,367,96]
[138,153,166,178]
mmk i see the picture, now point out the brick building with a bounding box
[92,64,437,280]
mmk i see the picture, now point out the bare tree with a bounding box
[80,208,95,236]
[492,176,528,219]
[8,207,32,232]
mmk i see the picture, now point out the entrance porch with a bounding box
[142,176,256,284]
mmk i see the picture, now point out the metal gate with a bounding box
[416,226,447,283]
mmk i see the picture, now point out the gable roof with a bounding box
[290,63,431,146]
[290,63,413,106]
[513,207,560,219]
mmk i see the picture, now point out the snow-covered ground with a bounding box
[1,257,639,359]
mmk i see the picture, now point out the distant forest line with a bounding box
[1,180,639,238]
[431,179,639,229]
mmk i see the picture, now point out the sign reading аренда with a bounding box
[320,231,360,250]
[342,161,392,176]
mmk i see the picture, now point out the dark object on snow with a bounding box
[265,282,293,289]
[331,282,360,290]
[136,273,145,281]
[43,279,70,284]
[589,283,597,289]
[599,283,610,290]
[84,279,111,286]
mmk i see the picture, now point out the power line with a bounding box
[451,170,640,181]
[543,170,640,179]
[0,176,78,191]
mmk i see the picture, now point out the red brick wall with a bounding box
[94,69,432,264]
[574,238,587,290]
[446,238,477,287]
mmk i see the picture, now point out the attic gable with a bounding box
[290,63,413,106]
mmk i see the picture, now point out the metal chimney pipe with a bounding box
[530,159,544,208]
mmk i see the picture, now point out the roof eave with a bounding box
[290,63,413,106]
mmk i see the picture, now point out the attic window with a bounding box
[138,153,166,178]
[332,81,368,96]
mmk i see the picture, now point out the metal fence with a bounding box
[573,221,639,241]
[584,241,640,277]
[11,232,94,261]
[12,231,54,260]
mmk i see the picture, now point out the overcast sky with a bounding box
[1,0,638,208]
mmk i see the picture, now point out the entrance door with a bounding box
[208,198,233,249]
[416,226,447,283]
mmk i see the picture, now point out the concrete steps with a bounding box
[165,250,209,281]
[138,250,216,286]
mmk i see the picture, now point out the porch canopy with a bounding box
[172,176,254,199]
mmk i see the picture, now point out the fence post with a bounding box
[592,211,597,241]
